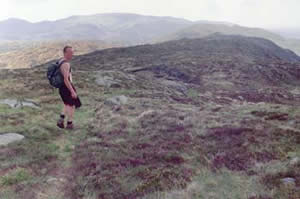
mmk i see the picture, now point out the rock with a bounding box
[87,137,102,143]
[290,157,300,166]
[46,177,58,183]
[211,106,222,112]
[95,71,126,88]
[265,113,289,121]
[95,70,137,88]
[59,178,66,182]
[0,133,25,146]
[95,75,121,88]
[161,80,188,93]
[125,66,149,73]
[104,95,128,106]
[0,99,40,109]
[280,177,296,187]
[238,96,244,100]
[41,168,47,175]
[288,120,296,125]
[248,193,258,198]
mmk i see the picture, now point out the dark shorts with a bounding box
[59,83,81,108]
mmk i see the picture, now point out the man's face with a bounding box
[65,47,74,60]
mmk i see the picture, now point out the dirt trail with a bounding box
[35,125,84,199]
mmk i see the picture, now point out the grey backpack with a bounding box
[47,60,65,88]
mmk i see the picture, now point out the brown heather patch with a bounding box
[65,98,300,199]
[198,126,277,172]
[251,111,289,121]
[248,196,273,199]
[67,107,203,199]
[262,162,300,189]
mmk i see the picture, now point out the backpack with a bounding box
[47,60,65,88]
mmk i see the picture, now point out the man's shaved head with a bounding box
[63,46,72,54]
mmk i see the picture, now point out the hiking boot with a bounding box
[57,119,64,129]
[66,122,74,130]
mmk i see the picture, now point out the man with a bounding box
[57,46,81,129]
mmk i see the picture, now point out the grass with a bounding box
[68,96,300,198]
[1,168,32,186]
[0,69,95,198]
[186,88,199,99]
[1,67,300,199]
[142,168,270,199]
[0,189,19,199]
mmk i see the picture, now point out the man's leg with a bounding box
[66,105,75,129]
[57,104,67,128]
[65,105,74,121]
[62,104,67,116]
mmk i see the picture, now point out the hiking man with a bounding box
[57,46,81,129]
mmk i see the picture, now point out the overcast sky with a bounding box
[0,0,298,29]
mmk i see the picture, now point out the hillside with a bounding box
[70,34,300,91]
[156,23,300,55]
[0,40,121,69]
[0,40,34,53]
[1,35,300,199]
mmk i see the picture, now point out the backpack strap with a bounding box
[55,60,67,74]
[57,59,66,67]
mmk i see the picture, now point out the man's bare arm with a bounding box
[61,63,75,95]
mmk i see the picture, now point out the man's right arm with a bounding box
[61,63,76,95]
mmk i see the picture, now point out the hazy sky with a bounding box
[1,0,299,29]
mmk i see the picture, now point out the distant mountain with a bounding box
[155,23,300,55]
[0,13,192,44]
[156,23,283,42]
[195,20,236,26]
[271,28,300,39]
[1,13,300,60]
[0,40,120,69]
